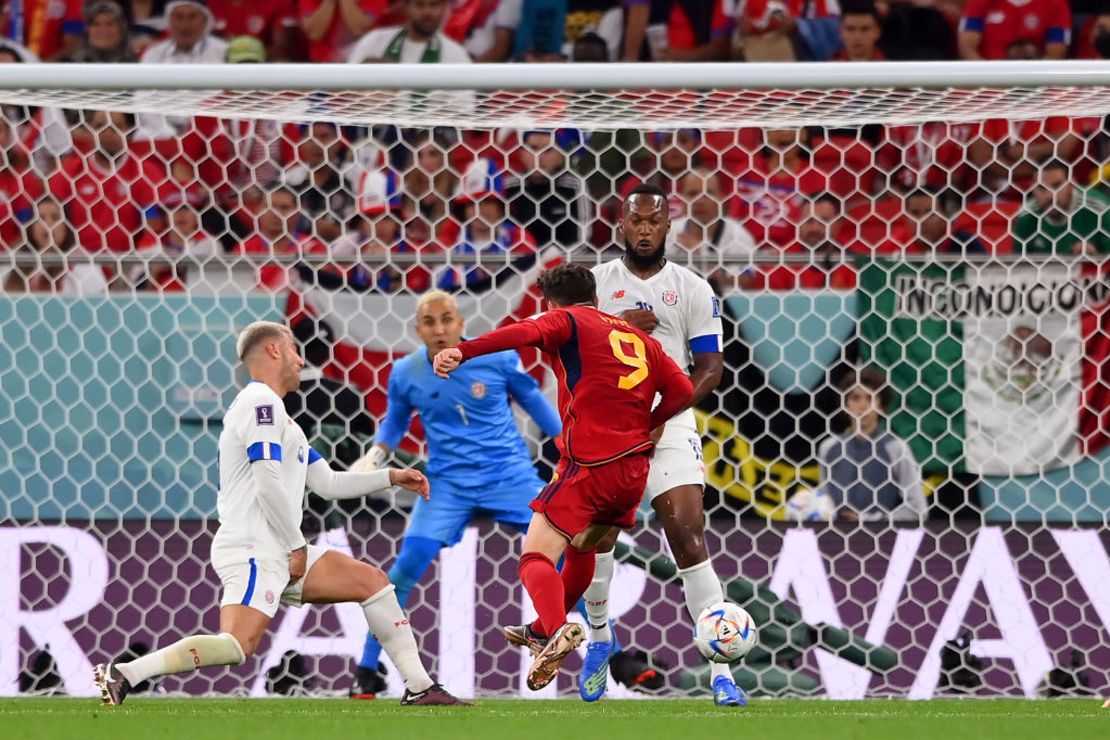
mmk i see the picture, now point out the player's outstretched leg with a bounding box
[655,484,745,707]
[303,550,470,706]
[353,535,442,699]
[95,631,250,706]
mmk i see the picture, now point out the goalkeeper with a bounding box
[348,290,562,698]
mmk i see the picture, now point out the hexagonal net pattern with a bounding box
[1,83,1109,702]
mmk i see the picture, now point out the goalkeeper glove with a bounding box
[351,446,387,473]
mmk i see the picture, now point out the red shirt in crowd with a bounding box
[299,0,385,62]
[209,0,297,44]
[0,166,43,248]
[237,233,305,290]
[732,157,828,247]
[746,245,858,291]
[458,305,693,466]
[1,0,83,59]
[48,152,170,252]
[881,121,983,192]
[959,0,1071,59]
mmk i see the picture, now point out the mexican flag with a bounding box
[858,260,1110,475]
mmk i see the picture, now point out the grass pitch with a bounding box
[3,697,1106,740]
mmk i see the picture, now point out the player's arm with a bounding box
[306,448,430,500]
[241,401,307,552]
[504,353,562,438]
[437,313,573,377]
[687,284,725,407]
[649,352,695,430]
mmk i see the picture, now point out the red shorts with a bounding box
[530,453,650,539]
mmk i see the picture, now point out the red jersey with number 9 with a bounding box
[457,305,693,467]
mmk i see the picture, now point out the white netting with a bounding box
[3,65,1110,701]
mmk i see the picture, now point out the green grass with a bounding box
[3,697,1107,740]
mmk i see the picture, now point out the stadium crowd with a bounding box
[0,0,1109,298]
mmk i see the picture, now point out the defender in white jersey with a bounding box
[93,321,468,707]
[584,184,742,707]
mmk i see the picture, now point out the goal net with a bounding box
[2,62,1110,700]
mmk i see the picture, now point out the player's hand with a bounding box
[390,468,430,499]
[434,347,463,378]
[649,426,664,446]
[289,545,307,585]
[841,510,861,522]
[620,308,659,334]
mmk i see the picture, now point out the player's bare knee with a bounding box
[359,563,391,600]
[671,529,709,568]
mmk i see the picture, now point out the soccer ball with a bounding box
[785,489,836,522]
[694,602,757,663]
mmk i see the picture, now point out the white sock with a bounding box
[361,584,434,693]
[116,633,245,685]
[583,549,614,643]
[678,559,731,678]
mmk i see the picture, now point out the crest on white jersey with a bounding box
[662,290,679,306]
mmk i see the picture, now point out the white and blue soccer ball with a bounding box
[785,489,836,522]
[694,602,757,663]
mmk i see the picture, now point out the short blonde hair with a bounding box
[236,320,291,361]
[415,289,457,316]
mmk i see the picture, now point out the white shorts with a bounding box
[646,411,706,501]
[212,544,329,618]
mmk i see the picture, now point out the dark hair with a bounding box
[1041,158,1070,175]
[838,366,893,411]
[536,264,597,307]
[572,32,609,62]
[625,182,669,206]
[810,192,843,214]
[840,0,882,25]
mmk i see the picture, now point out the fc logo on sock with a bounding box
[394,619,409,627]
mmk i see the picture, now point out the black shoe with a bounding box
[93,662,131,706]
[502,623,549,656]
[610,649,668,692]
[349,665,388,699]
[400,683,472,706]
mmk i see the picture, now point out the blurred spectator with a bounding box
[818,367,926,523]
[833,0,881,61]
[68,1,136,62]
[509,0,566,60]
[957,0,1069,61]
[506,129,591,249]
[442,0,520,61]
[225,33,266,61]
[571,29,609,60]
[236,185,305,290]
[133,203,220,291]
[285,122,356,246]
[744,193,855,290]
[330,167,406,290]
[0,0,83,60]
[1076,11,1110,59]
[49,110,169,252]
[301,0,383,62]
[2,197,108,295]
[667,167,755,290]
[208,0,297,60]
[0,115,44,249]
[879,120,987,196]
[878,0,956,60]
[733,0,841,62]
[981,113,1085,198]
[1013,159,1110,256]
[438,158,536,291]
[134,0,230,144]
[903,188,985,255]
[732,126,827,248]
[0,41,74,165]
[403,131,459,238]
[348,0,471,62]
[564,0,622,60]
[624,0,732,62]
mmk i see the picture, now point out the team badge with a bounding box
[662,290,679,306]
[471,381,487,399]
[255,405,274,425]
[612,290,625,299]
[265,590,275,604]
[298,447,305,463]
[711,296,721,318]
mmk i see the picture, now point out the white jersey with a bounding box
[592,258,723,374]
[213,382,312,559]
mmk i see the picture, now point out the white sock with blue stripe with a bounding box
[116,633,245,686]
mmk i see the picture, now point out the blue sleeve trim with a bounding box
[62,20,85,35]
[247,441,282,462]
[689,334,722,354]
[959,17,984,33]
[1045,28,1068,44]
[308,447,323,464]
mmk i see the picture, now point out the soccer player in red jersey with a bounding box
[432,264,694,691]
